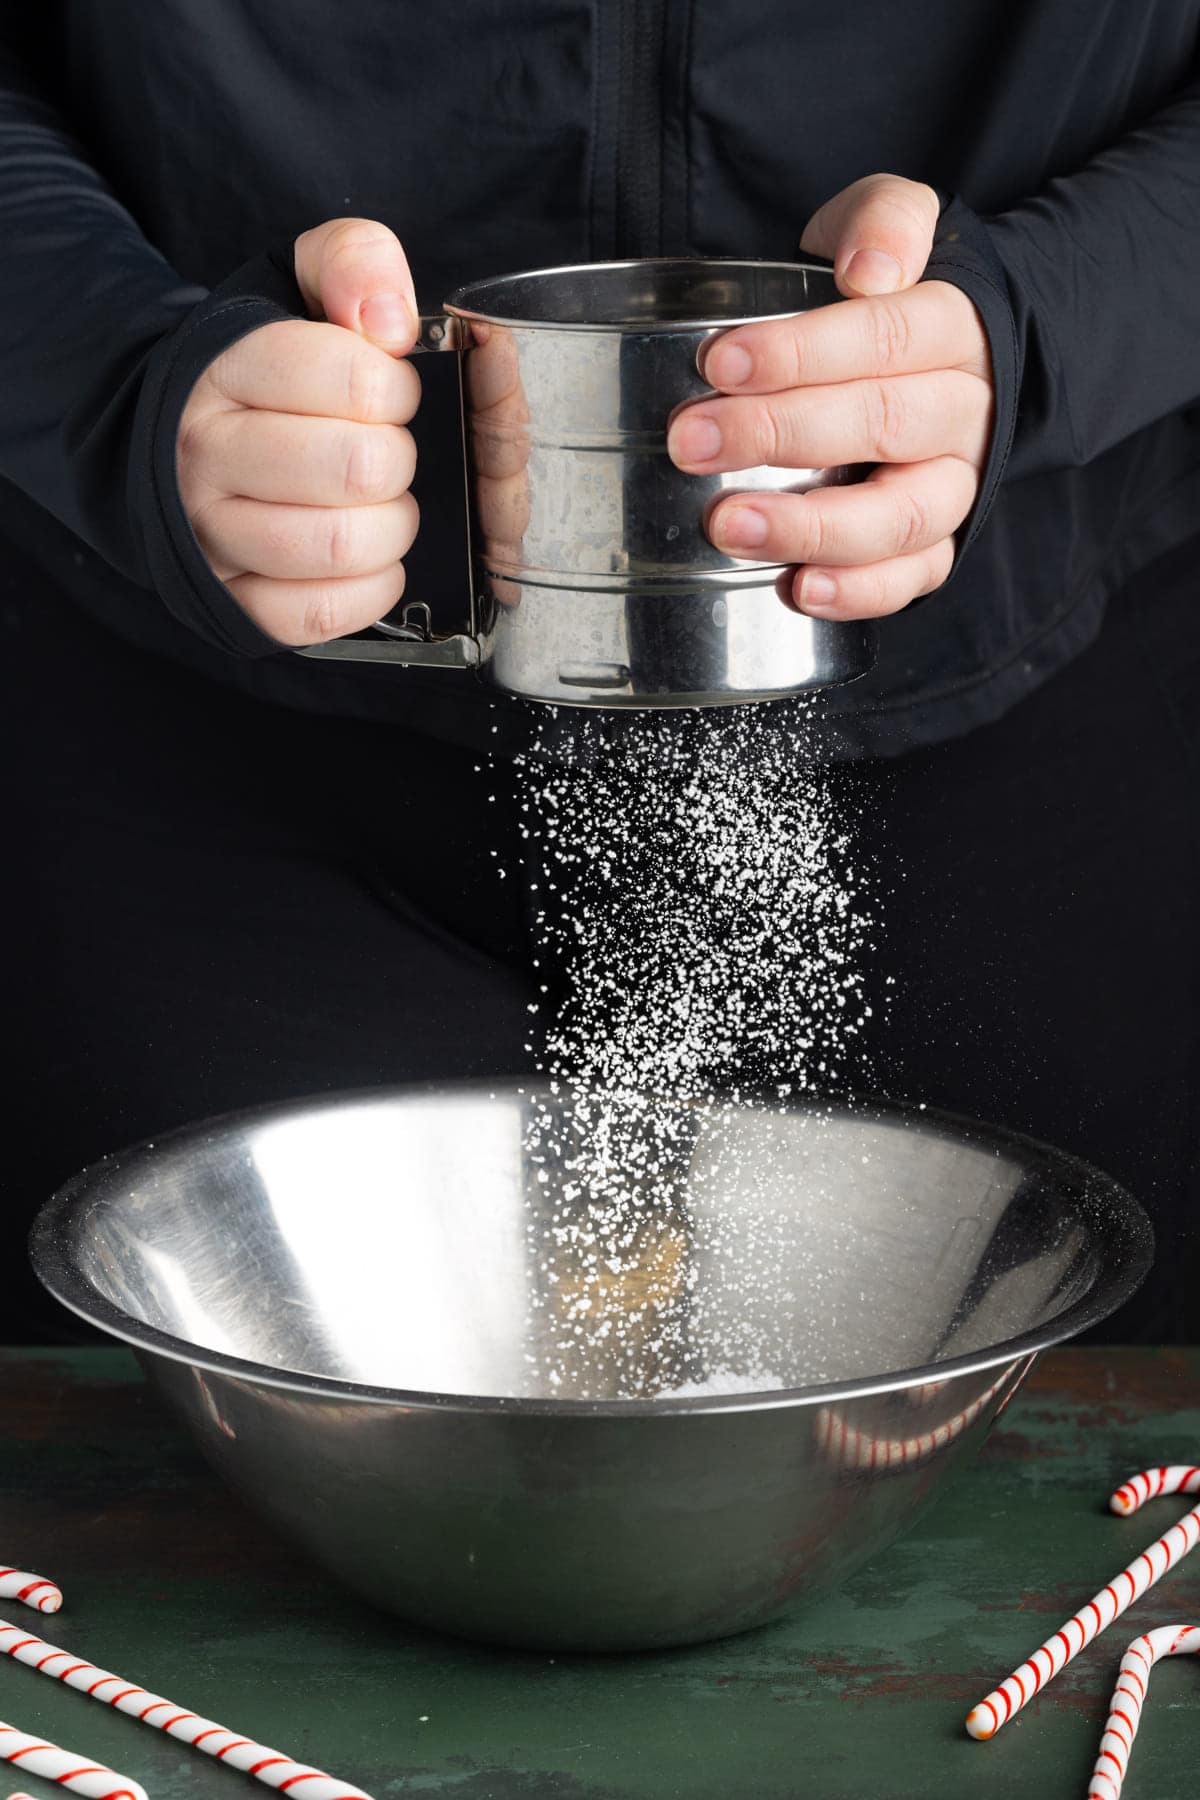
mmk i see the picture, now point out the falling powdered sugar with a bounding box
[504,698,879,1402]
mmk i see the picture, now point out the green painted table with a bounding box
[2,1348,1199,1799]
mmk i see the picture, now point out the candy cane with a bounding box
[1088,1624,1200,1799]
[0,1721,146,1800]
[0,1569,62,1614]
[967,1464,1200,1739]
[0,1618,375,1800]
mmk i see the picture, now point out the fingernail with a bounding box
[669,413,723,466]
[713,505,768,550]
[797,571,838,611]
[359,291,415,348]
[705,341,753,389]
[843,249,904,295]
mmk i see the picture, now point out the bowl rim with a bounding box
[28,1081,1154,1417]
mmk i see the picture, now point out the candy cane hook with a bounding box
[967,1464,1200,1739]
[0,1616,376,1800]
[1088,1624,1200,1800]
[0,1569,62,1614]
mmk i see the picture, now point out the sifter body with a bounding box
[301,257,876,708]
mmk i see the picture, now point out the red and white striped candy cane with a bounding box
[0,1618,375,1800]
[1088,1624,1200,1800]
[0,1569,62,1614]
[0,1721,146,1800]
[966,1464,1200,1740]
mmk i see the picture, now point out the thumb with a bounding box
[800,174,940,299]
[293,216,418,355]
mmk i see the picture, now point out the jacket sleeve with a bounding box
[0,33,305,655]
[923,70,1200,562]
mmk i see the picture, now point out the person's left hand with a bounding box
[667,175,993,619]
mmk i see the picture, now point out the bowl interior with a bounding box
[33,1087,1151,1403]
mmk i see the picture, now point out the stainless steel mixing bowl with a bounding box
[30,1083,1151,1651]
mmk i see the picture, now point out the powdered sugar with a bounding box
[503,700,878,1400]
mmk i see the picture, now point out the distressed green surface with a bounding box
[1,1348,1199,1798]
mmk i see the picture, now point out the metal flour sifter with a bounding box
[301,256,875,708]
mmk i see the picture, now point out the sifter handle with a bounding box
[295,313,478,669]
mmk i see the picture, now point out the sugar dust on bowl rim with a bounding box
[29,1080,1152,1652]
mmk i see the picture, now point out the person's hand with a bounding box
[668,175,993,619]
[177,218,422,645]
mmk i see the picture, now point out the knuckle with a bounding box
[322,508,360,576]
[755,398,787,466]
[866,173,939,230]
[300,584,355,644]
[795,501,829,562]
[303,566,403,644]
[890,485,935,556]
[864,380,908,461]
[786,321,812,387]
[343,428,393,504]
[895,187,940,236]
[344,347,390,421]
[868,298,913,371]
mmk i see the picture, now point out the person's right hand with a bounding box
[177,218,422,646]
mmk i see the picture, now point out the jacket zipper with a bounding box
[613,0,668,257]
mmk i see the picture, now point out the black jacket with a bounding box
[2,3,1198,757]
